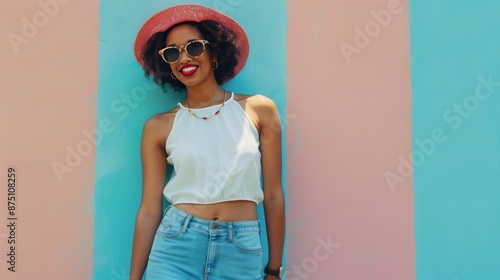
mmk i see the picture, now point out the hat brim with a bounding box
[134,4,249,83]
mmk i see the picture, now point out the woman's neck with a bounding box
[185,83,225,108]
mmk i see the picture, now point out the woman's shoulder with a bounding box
[147,104,180,123]
[234,93,276,107]
[142,105,180,139]
[234,93,278,113]
[233,94,279,131]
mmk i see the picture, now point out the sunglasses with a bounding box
[158,39,210,64]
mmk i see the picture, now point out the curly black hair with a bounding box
[141,20,240,92]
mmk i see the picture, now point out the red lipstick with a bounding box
[179,64,199,77]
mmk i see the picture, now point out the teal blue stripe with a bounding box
[94,1,287,279]
[411,1,500,279]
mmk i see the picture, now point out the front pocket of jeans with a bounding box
[156,216,182,238]
[233,232,263,254]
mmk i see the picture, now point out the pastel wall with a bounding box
[94,0,287,279]
[286,0,414,279]
[411,1,500,279]
[2,0,500,280]
[0,0,98,279]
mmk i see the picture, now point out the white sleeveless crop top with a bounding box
[164,92,264,205]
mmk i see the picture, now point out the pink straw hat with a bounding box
[134,4,249,83]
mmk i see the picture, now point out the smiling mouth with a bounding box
[179,65,199,77]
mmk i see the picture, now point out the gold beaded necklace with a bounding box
[184,90,227,120]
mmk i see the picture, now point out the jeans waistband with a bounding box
[164,205,261,237]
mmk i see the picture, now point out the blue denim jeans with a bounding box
[144,205,264,280]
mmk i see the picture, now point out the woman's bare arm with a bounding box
[251,95,285,278]
[129,115,169,280]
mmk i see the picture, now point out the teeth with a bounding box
[181,66,197,73]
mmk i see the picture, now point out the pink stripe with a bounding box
[286,0,415,279]
[0,0,98,278]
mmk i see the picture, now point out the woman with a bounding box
[130,4,285,280]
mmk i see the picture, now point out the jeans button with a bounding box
[211,224,217,229]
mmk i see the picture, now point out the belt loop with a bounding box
[181,215,192,234]
[227,222,233,242]
[163,205,172,216]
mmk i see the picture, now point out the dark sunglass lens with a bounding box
[186,41,204,56]
[164,48,180,62]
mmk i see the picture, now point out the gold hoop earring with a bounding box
[170,72,177,80]
[212,61,219,70]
